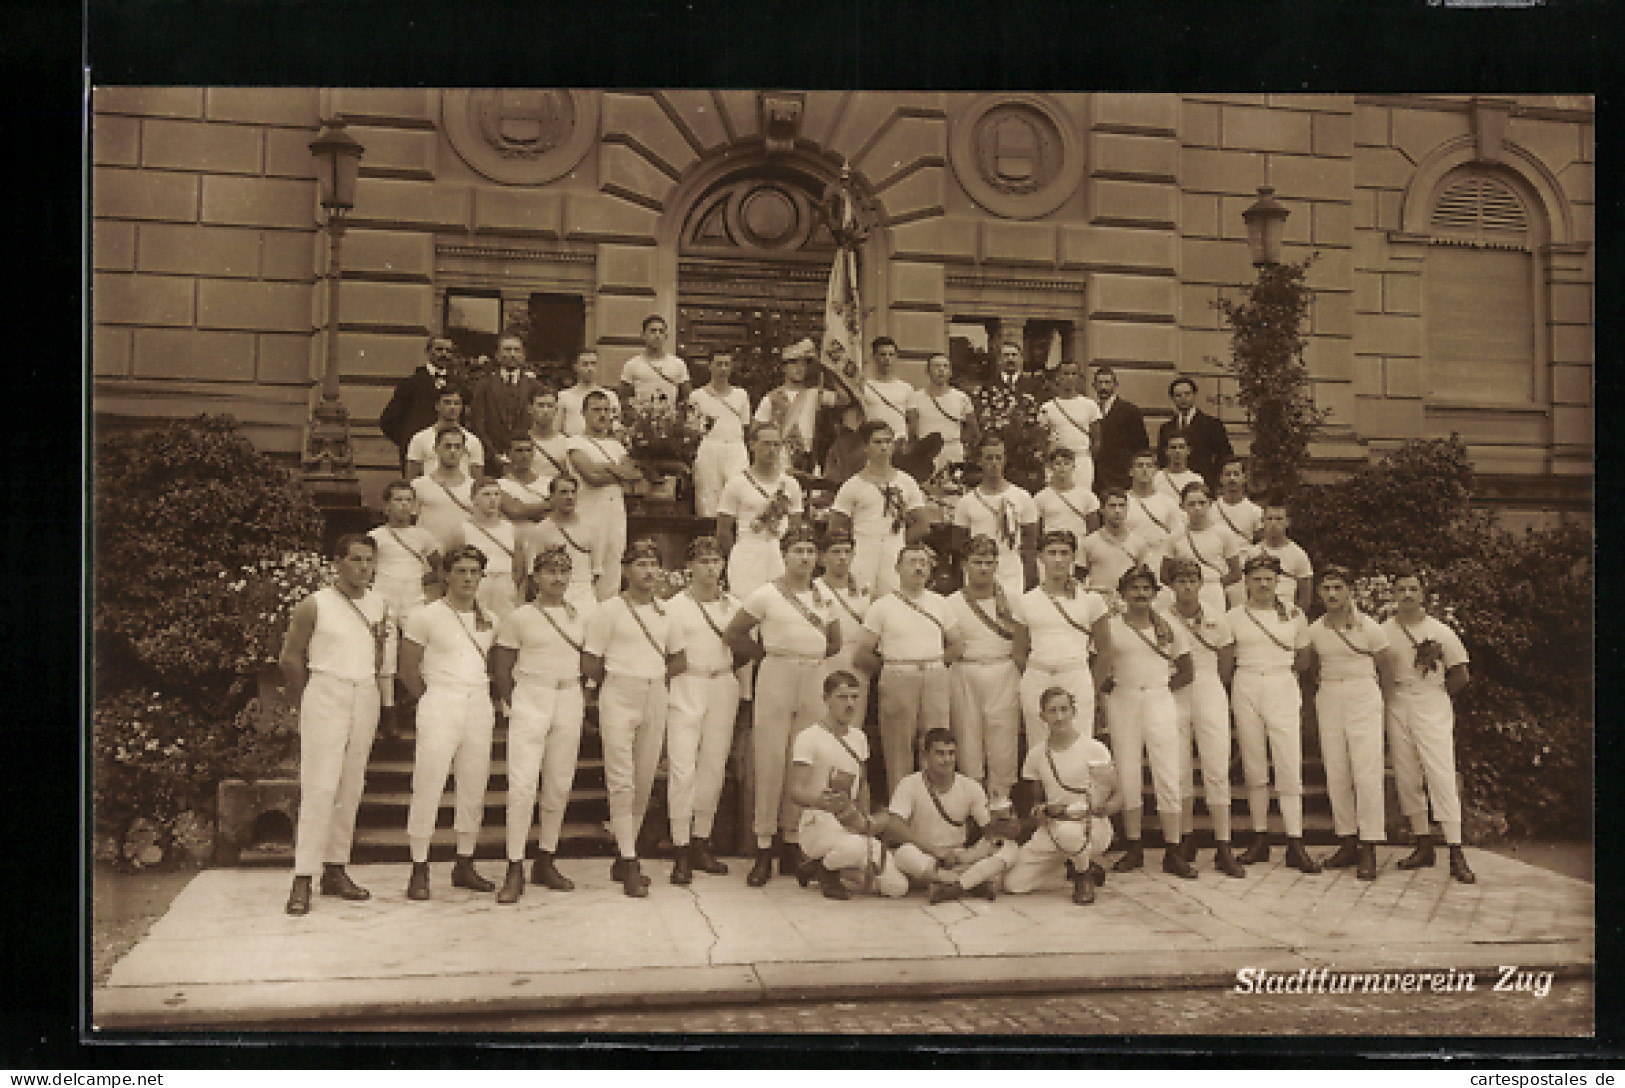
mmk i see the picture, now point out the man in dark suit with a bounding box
[470,334,540,469]
[1091,365,1149,494]
[380,336,459,473]
[1156,376,1234,490]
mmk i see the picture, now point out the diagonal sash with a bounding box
[1184,529,1227,579]
[924,778,966,829]
[974,488,1019,549]
[508,474,550,505]
[621,596,668,658]
[963,590,1014,642]
[1243,606,1296,653]
[927,389,966,427]
[818,579,866,627]
[333,588,388,674]
[1123,613,1175,662]
[893,591,947,640]
[1171,604,1221,654]
[866,380,908,421]
[1049,398,1097,442]
[688,590,736,643]
[534,601,585,654]
[774,580,830,635]
[386,527,432,574]
[1215,501,1245,538]
[1131,492,1169,534]
[1043,587,1095,636]
[553,521,592,556]
[533,440,572,478]
[431,475,474,515]
[443,599,492,662]
[1052,489,1094,525]
[826,725,866,776]
[1044,745,1094,798]
[465,518,515,560]
[1325,616,1378,659]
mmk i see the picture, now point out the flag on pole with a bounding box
[821,176,864,386]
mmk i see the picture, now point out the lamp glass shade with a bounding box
[1242,186,1289,268]
[309,124,364,211]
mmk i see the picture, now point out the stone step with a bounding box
[349,823,620,863]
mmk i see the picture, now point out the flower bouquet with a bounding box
[622,392,706,472]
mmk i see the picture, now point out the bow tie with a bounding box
[426,362,446,378]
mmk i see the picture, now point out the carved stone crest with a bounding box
[443,88,600,185]
[476,89,576,159]
[949,94,1084,220]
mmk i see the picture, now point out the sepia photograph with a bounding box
[87,87,1594,1039]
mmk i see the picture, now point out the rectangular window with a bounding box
[1425,246,1536,406]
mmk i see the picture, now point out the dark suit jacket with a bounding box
[1157,409,1234,490]
[379,367,456,455]
[470,371,540,463]
[1095,395,1150,493]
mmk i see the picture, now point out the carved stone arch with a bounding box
[1398,134,1573,245]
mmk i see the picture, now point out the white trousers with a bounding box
[407,682,495,861]
[1318,677,1387,841]
[667,672,740,844]
[894,837,1004,886]
[295,672,381,876]
[800,810,908,897]
[949,659,1022,800]
[1020,662,1095,749]
[1105,684,1182,815]
[505,678,584,859]
[1232,670,1304,837]
[694,437,749,518]
[752,655,826,846]
[851,532,905,598]
[1386,685,1462,842]
[1174,672,1233,820]
[726,538,783,601]
[878,663,951,798]
[578,495,626,592]
[1004,818,1113,894]
[599,674,668,858]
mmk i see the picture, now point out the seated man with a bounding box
[889,727,1018,904]
[787,670,910,900]
[1002,686,1123,905]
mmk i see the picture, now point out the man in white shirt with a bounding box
[1035,447,1100,578]
[861,335,915,444]
[618,314,691,405]
[716,423,804,599]
[951,435,1039,600]
[1153,435,1204,505]
[517,476,603,614]
[583,538,684,898]
[1159,481,1243,616]
[755,339,833,472]
[568,390,641,588]
[398,545,499,901]
[411,426,478,554]
[1125,449,1184,561]
[905,352,976,473]
[1080,489,1149,604]
[490,545,587,902]
[1247,499,1314,613]
[406,387,486,481]
[1229,554,1321,874]
[525,385,577,484]
[278,534,394,915]
[828,420,932,598]
[816,529,874,730]
[854,543,964,797]
[558,351,621,437]
[1012,530,1112,748]
[1038,358,1101,493]
[1382,567,1475,884]
[889,728,1013,903]
[661,536,744,885]
[1214,457,1263,606]
[945,535,1023,802]
[497,432,553,525]
[460,478,522,622]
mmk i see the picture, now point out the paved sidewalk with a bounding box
[93,847,1593,1030]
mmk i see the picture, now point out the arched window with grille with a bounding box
[1424,171,1542,408]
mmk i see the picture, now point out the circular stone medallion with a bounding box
[443,88,600,186]
[949,94,1084,220]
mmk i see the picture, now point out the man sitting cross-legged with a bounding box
[890,728,1023,905]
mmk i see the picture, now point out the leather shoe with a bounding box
[1238,834,1271,865]
[1112,841,1144,872]
[670,844,694,886]
[1397,835,1437,870]
[1356,842,1378,882]
[779,840,807,878]
[320,864,370,901]
[691,837,728,876]
[746,848,774,888]
[1284,838,1322,875]
[819,866,851,900]
[1323,837,1360,869]
[496,861,525,904]
[1180,836,1199,865]
[285,875,312,916]
[796,857,824,888]
[1448,846,1476,884]
[1214,842,1246,879]
[451,856,495,892]
[1088,861,1107,887]
[530,852,575,890]
[928,881,963,905]
[1072,869,1096,905]
[967,879,998,901]
[406,861,430,901]
[622,858,650,898]
[1162,847,1198,879]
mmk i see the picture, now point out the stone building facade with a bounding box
[91,90,1593,525]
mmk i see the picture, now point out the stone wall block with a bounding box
[353,127,438,180]
[94,273,194,326]
[93,115,140,166]
[260,230,319,281]
[596,243,659,294]
[595,295,664,346]
[1179,100,1220,148]
[1089,273,1176,320]
[1179,238,1252,286]
[601,92,696,177]
[858,115,946,189]
[1551,325,1592,365]
[335,281,434,332]
[1180,192,1219,239]
[1090,320,1177,365]
[889,310,948,355]
[1180,148,1264,195]
[137,223,261,278]
[337,332,430,379]
[1551,363,1591,406]
[1382,272,1422,315]
[94,168,200,222]
[562,192,658,242]
[981,220,1056,265]
[1354,312,1421,358]
[1352,269,1383,314]
[94,220,137,271]
[1180,328,1232,370]
[1506,117,1582,175]
[94,326,132,377]
[1556,161,1593,206]
[1312,200,1353,245]
[1089,132,1179,180]
[1060,225,1178,273]
[1270,154,1353,202]
[341,229,433,280]
[1390,108,1465,163]
[600,142,676,210]
[1090,179,1178,227]
[888,216,977,261]
[1180,283,1220,330]
[889,261,946,308]
[331,89,438,127]
[132,327,256,380]
[1549,282,1591,326]
[1305,335,1354,382]
[1552,405,1592,446]
[201,175,317,230]
[351,177,470,231]
[1093,93,1179,134]
[472,187,563,237]
[1312,290,1355,337]
[141,119,263,174]
[1266,95,1352,114]
[1219,106,1312,154]
[1313,380,1357,427]
[1352,105,1389,147]
[263,127,321,179]
[877,166,947,224]
[205,88,321,127]
[197,279,313,333]
[1351,354,1383,397]
[256,333,313,384]
[658,90,730,152]
[1352,147,1417,191]
[712,91,761,140]
[95,87,204,119]
[1313,113,1355,158]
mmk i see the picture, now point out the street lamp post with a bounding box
[1241,185,1289,269]
[303,120,365,526]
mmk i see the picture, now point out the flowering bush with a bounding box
[621,391,707,466]
[967,383,1051,493]
[222,552,336,669]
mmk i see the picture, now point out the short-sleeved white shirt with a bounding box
[558,386,621,437]
[407,424,485,476]
[755,384,821,450]
[1382,615,1469,690]
[1105,613,1188,689]
[369,524,439,585]
[664,590,740,674]
[717,469,804,546]
[832,471,926,540]
[1039,396,1101,459]
[410,473,476,553]
[1229,603,1309,674]
[1248,540,1314,608]
[862,378,915,438]
[462,518,517,578]
[863,590,956,661]
[1154,468,1204,505]
[1164,523,1241,588]
[568,434,629,511]
[742,581,833,658]
[906,387,972,449]
[403,598,495,687]
[1214,496,1263,547]
[1014,586,1108,668]
[690,386,752,445]
[1080,528,1148,594]
[889,773,990,854]
[527,433,577,482]
[499,473,553,514]
[947,589,1016,662]
[620,353,690,402]
[1023,735,1114,806]
[953,484,1038,583]
[817,578,872,648]
[495,602,586,685]
[522,516,602,590]
[1165,603,1234,679]
[792,723,868,803]
[1309,613,1389,682]
[1125,489,1185,552]
[583,596,670,680]
[1035,486,1099,551]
